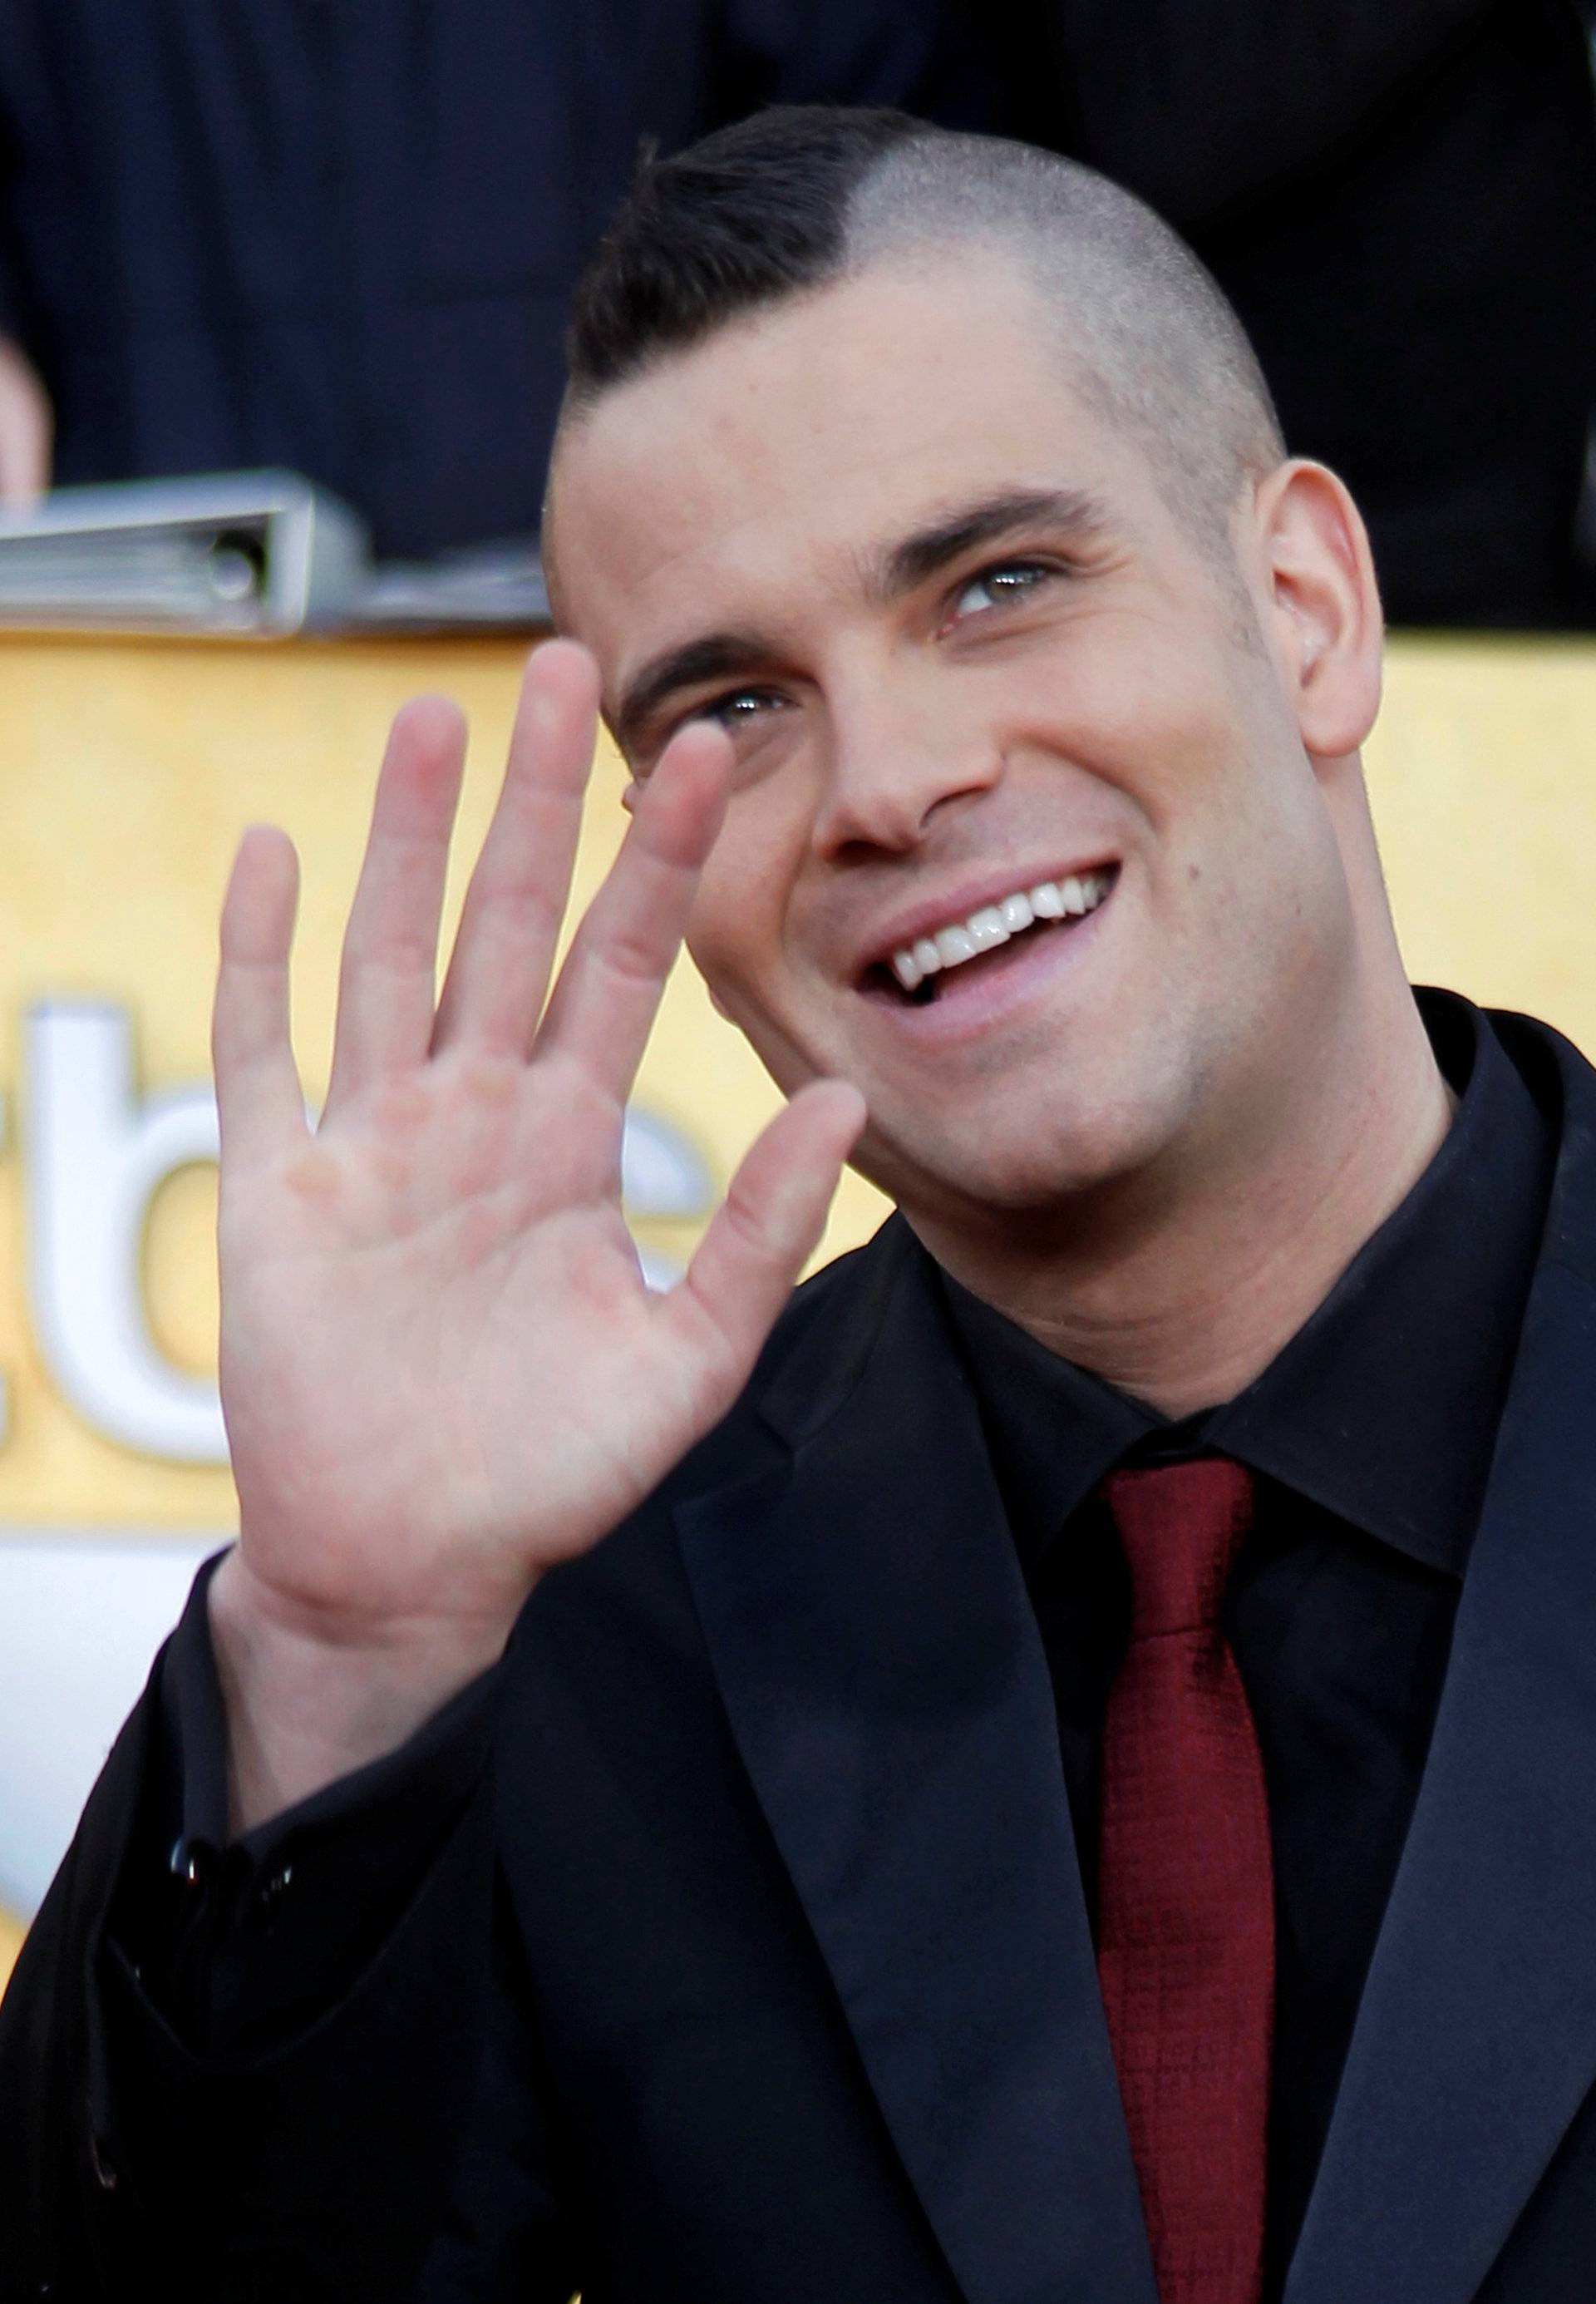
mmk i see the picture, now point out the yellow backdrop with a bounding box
[0,629,1591,1977]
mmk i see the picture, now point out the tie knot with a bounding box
[1100,1455,1255,1640]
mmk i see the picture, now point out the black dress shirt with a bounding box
[119,988,1554,2297]
[938,988,1555,2296]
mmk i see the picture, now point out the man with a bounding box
[3,107,1595,2303]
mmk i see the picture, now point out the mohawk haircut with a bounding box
[563,107,1285,540]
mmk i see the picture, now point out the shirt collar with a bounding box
[938,990,1557,1578]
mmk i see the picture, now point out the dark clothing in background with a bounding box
[0,0,973,558]
[941,992,1556,2297]
[984,0,1596,626]
[9,991,1596,2303]
[2,3,1593,619]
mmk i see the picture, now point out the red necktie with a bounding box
[1096,1456,1274,2304]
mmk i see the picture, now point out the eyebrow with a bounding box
[613,630,772,760]
[866,485,1111,601]
[610,483,1111,757]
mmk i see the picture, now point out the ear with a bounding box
[1250,459,1382,760]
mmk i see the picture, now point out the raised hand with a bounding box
[206,641,864,1828]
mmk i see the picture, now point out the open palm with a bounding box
[213,642,862,1660]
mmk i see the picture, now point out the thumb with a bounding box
[663,1078,867,1386]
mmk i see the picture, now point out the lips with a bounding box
[889,871,1113,993]
[855,864,1119,1005]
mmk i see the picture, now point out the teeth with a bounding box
[889,871,1111,991]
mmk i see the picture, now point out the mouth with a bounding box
[860,867,1118,1008]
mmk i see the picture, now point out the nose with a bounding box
[810,678,1003,860]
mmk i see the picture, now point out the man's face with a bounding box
[551,259,1358,1231]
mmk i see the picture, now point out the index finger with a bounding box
[532,718,732,1106]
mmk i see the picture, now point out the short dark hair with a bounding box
[562,107,1284,534]
[567,108,921,404]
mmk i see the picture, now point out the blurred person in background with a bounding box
[0,0,974,558]
[4,2,1591,625]
[975,0,1596,627]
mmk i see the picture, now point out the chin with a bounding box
[865,1091,1164,1225]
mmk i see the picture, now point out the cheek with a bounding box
[1091,660,1241,807]
[684,876,823,1103]
[682,791,841,1103]
[990,616,1245,829]
[684,805,804,1009]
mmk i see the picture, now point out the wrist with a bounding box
[208,1548,515,1834]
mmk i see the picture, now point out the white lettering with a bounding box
[25,1004,226,1462]
[17,1003,717,1462]
[622,1107,712,1289]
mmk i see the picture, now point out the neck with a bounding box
[914,989,1455,1418]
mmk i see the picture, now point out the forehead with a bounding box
[549,260,1162,673]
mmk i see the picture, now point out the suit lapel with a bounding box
[677,1227,1156,2304]
[1285,1249,1596,2304]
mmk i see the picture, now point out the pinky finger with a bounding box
[665,1080,867,1384]
[213,825,312,1162]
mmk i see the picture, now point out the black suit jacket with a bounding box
[7,1003,1596,2302]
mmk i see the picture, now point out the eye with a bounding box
[697,686,789,731]
[948,560,1056,624]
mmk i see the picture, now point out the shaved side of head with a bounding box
[845,133,1285,543]
[553,109,1285,560]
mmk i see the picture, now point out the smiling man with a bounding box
[6,109,1596,2304]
